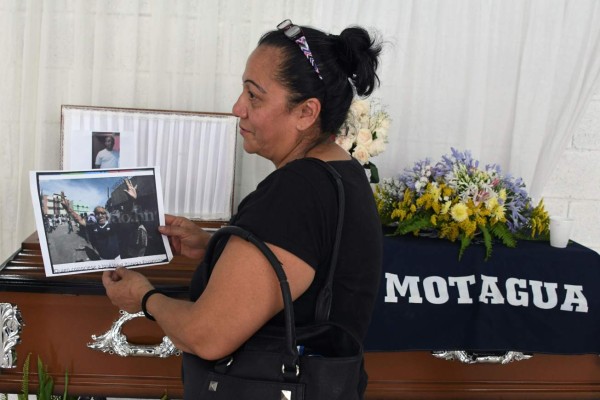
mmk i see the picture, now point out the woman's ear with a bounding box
[295,98,321,131]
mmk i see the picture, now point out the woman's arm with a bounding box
[102,235,315,360]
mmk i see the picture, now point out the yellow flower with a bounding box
[430,214,437,226]
[460,219,477,237]
[426,183,441,201]
[490,204,506,222]
[391,208,407,221]
[485,197,498,210]
[499,188,507,201]
[442,186,453,198]
[441,201,452,215]
[450,203,469,222]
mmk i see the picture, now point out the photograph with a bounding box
[92,131,120,169]
[29,167,172,276]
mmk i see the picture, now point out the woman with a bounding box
[102,19,383,397]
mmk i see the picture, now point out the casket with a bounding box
[3,233,600,399]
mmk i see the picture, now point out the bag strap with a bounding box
[302,158,345,322]
[207,225,300,377]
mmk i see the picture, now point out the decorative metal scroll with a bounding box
[1,303,23,368]
[88,310,181,358]
[431,350,533,364]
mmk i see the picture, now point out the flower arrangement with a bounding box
[375,148,550,260]
[336,98,390,183]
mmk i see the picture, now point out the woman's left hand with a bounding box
[102,267,154,313]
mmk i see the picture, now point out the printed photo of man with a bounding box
[92,132,120,169]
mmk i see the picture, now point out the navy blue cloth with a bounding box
[364,234,600,354]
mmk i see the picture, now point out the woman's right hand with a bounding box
[158,214,211,262]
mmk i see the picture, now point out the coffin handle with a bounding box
[431,350,533,364]
[88,310,181,358]
[1,302,23,368]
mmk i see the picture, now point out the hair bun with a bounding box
[336,27,382,96]
[333,34,357,78]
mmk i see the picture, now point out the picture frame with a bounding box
[60,105,238,222]
[29,167,173,276]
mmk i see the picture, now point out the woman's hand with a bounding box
[102,267,154,313]
[158,214,211,262]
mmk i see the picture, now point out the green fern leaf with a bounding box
[394,213,433,235]
[458,235,472,261]
[480,224,493,260]
[490,223,517,248]
[18,353,31,400]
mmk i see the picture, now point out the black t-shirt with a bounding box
[87,222,120,259]
[191,157,382,341]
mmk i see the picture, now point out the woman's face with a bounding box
[232,46,303,167]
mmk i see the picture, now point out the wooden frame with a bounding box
[60,105,238,222]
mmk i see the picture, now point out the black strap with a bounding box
[303,158,345,322]
[207,226,299,372]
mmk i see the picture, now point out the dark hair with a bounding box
[258,24,382,137]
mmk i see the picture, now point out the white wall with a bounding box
[541,91,600,254]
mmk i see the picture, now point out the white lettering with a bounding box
[479,275,505,304]
[530,280,558,309]
[423,276,449,304]
[382,273,588,312]
[384,273,422,304]
[448,275,475,304]
[506,278,528,307]
[560,284,588,312]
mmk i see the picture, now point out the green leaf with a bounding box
[480,224,493,261]
[368,163,380,184]
[37,356,54,400]
[514,230,550,242]
[18,353,31,400]
[394,214,433,235]
[458,235,472,261]
[62,369,69,400]
[490,223,517,248]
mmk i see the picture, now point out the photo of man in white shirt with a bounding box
[94,134,120,169]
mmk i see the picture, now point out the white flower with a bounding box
[360,115,370,129]
[350,100,370,118]
[336,98,391,173]
[356,128,373,146]
[368,138,386,156]
[335,135,355,152]
[352,144,371,165]
[374,126,388,140]
[379,118,391,131]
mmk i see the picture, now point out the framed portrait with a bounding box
[60,105,238,222]
[29,167,173,276]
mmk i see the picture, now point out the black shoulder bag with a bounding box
[182,160,366,399]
